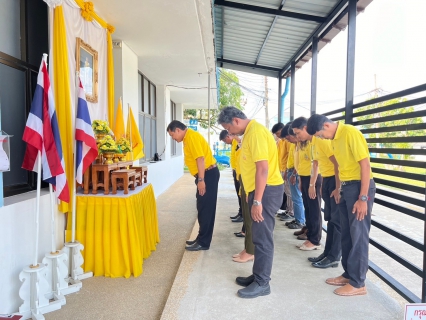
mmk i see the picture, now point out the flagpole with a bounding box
[49,184,57,253]
[33,150,42,267]
[72,72,79,243]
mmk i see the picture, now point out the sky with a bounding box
[229,0,426,129]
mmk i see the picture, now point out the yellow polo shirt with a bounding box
[235,146,242,179]
[240,120,283,193]
[230,139,238,169]
[277,139,291,172]
[331,123,373,181]
[183,128,216,176]
[297,141,312,176]
[287,144,295,169]
[312,136,335,178]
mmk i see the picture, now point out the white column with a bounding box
[156,85,171,160]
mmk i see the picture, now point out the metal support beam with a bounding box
[214,0,326,23]
[290,61,295,121]
[216,58,282,72]
[255,0,287,65]
[344,0,356,124]
[278,76,282,122]
[280,0,348,76]
[310,36,318,115]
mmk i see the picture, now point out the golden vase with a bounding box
[103,153,114,164]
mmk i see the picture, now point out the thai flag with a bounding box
[22,58,70,203]
[75,79,98,184]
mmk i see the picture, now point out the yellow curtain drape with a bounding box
[53,6,73,213]
[66,184,160,278]
[74,0,115,126]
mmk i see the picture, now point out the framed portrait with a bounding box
[76,37,98,103]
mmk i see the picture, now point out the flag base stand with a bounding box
[41,251,69,304]
[16,264,62,320]
[63,241,93,283]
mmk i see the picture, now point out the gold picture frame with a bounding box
[76,37,98,103]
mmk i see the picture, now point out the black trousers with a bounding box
[248,184,284,286]
[195,167,220,247]
[322,176,341,261]
[232,170,242,216]
[339,179,375,288]
[300,175,322,246]
[280,190,287,211]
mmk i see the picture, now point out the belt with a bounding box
[194,164,217,178]
[341,180,360,186]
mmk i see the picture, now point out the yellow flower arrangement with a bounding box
[92,120,112,134]
[116,137,131,153]
[97,135,119,153]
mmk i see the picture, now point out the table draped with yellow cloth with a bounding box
[66,183,160,278]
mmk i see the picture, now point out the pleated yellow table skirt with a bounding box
[66,183,160,278]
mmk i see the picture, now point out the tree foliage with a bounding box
[355,96,426,160]
[183,69,244,133]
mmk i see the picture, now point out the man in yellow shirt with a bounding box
[280,123,305,231]
[290,118,322,251]
[218,106,284,299]
[219,130,243,224]
[307,114,376,297]
[271,123,293,221]
[167,120,220,251]
[291,117,342,267]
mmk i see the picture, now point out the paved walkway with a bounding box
[161,169,405,320]
[46,170,406,319]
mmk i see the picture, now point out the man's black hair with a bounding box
[306,114,333,135]
[271,122,285,134]
[167,120,186,132]
[217,106,247,124]
[280,122,293,138]
[219,130,228,141]
[290,117,308,130]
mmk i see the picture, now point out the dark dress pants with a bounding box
[300,175,322,246]
[248,184,284,286]
[232,170,242,216]
[195,167,220,247]
[338,179,376,288]
[322,176,341,261]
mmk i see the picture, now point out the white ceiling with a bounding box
[93,0,217,109]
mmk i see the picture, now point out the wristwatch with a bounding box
[359,195,368,202]
[309,183,314,187]
[253,200,262,206]
[198,177,204,182]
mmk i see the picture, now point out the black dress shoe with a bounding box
[234,232,245,238]
[186,238,198,245]
[185,241,209,251]
[232,216,244,223]
[307,252,325,263]
[230,214,241,219]
[236,274,255,287]
[237,281,270,298]
[312,257,339,269]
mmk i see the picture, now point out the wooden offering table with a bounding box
[92,161,133,195]
[111,169,138,194]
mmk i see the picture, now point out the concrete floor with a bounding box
[161,170,405,320]
[45,173,198,320]
[46,169,408,320]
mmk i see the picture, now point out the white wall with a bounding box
[144,156,184,198]
[113,42,139,124]
[0,192,64,313]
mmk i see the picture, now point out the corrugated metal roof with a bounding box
[214,0,374,78]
